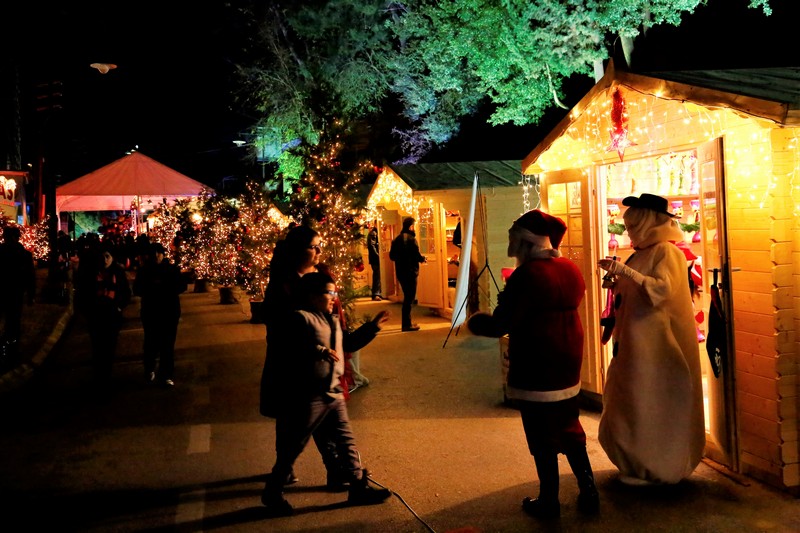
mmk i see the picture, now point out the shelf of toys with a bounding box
[600,148,703,263]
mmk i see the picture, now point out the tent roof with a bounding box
[56,151,209,212]
[388,160,526,190]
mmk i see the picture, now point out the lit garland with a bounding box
[366,169,414,214]
[532,85,797,214]
[520,174,541,214]
[365,167,431,225]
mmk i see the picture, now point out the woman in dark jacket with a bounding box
[77,241,131,387]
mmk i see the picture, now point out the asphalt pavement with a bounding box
[1,272,799,532]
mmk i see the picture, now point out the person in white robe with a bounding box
[597,193,705,485]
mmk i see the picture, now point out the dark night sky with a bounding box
[6,0,796,188]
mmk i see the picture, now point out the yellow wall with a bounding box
[415,186,528,312]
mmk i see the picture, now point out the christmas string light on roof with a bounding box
[535,86,788,214]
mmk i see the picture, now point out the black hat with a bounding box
[622,193,679,218]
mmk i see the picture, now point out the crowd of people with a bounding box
[70,231,187,391]
[5,193,705,520]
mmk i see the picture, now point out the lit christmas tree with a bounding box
[234,179,291,299]
[0,215,50,261]
[285,121,377,314]
[147,201,180,260]
[197,190,240,288]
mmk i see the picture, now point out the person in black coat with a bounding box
[366,224,382,300]
[76,239,131,386]
[0,226,35,364]
[133,242,187,386]
[389,217,426,331]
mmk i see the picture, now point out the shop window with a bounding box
[417,207,435,254]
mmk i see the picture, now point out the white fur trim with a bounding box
[507,382,581,402]
[512,225,552,247]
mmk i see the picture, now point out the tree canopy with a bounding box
[234,0,773,178]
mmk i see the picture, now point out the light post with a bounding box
[233,139,266,181]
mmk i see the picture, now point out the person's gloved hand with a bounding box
[467,312,502,337]
[371,310,391,330]
[597,258,644,285]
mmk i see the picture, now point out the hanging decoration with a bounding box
[606,87,635,162]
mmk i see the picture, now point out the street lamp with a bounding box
[233,139,266,180]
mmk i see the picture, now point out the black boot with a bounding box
[566,446,600,514]
[327,468,351,492]
[261,487,293,517]
[347,470,391,506]
[261,470,294,517]
[522,496,561,519]
[523,451,561,519]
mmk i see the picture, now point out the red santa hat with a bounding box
[512,209,567,249]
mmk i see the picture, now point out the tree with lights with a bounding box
[235,179,291,299]
[0,215,50,262]
[174,184,291,302]
[174,189,239,294]
[285,120,376,317]
[146,202,181,260]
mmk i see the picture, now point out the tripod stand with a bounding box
[443,174,501,348]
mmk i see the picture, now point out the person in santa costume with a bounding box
[597,193,705,486]
[467,209,598,519]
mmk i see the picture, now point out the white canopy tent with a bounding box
[56,151,208,213]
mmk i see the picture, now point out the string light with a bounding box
[0,216,49,260]
[528,85,796,216]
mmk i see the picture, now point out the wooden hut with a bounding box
[365,161,536,318]
[522,60,800,493]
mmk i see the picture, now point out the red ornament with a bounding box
[606,87,636,161]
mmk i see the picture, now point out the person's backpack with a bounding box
[389,235,401,262]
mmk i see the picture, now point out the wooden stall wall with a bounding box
[484,186,527,309]
[721,114,795,490]
[771,126,800,491]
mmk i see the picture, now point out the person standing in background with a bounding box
[0,226,35,367]
[76,241,131,389]
[367,224,382,301]
[389,217,426,331]
[134,242,187,387]
[467,209,598,519]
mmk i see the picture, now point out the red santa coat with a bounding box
[470,256,586,401]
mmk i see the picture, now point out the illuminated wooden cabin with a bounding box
[364,161,534,318]
[522,61,800,493]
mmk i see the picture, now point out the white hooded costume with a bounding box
[598,197,705,484]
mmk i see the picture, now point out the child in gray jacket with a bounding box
[262,271,391,516]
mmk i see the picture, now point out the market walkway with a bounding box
[1,270,798,532]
